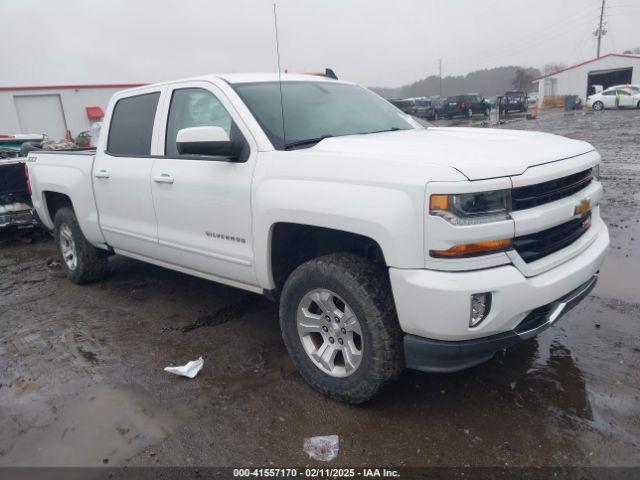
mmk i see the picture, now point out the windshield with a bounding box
[233,81,415,149]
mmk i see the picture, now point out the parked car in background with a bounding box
[504,90,528,113]
[607,84,640,94]
[442,94,490,118]
[587,87,640,110]
[0,135,45,230]
[388,98,415,115]
[410,97,441,120]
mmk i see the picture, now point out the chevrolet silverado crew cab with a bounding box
[27,73,609,403]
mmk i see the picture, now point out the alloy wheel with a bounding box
[296,289,364,378]
[59,223,78,270]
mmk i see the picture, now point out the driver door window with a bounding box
[165,88,232,156]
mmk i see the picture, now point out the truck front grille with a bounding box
[513,213,591,263]
[511,168,593,210]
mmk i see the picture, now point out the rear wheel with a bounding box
[279,253,403,404]
[54,207,108,284]
[593,101,604,111]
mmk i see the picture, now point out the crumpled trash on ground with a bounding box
[303,435,339,462]
[164,357,204,379]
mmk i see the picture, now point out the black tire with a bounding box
[279,253,403,404]
[53,207,108,284]
[593,101,604,111]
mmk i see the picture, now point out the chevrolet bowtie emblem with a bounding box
[574,198,591,216]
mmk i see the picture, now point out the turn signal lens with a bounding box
[430,238,512,258]
[429,194,450,211]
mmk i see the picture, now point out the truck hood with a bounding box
[313,127,595,180]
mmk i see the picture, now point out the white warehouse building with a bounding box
[535,53,640,103]
[0,83,144,141]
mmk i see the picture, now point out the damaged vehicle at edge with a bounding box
[0,135,44,230]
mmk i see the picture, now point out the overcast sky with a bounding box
[2,0,638,88]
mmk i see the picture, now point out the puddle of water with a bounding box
[593,255,640,304]
[2,384,176,466]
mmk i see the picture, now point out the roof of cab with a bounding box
[119,73,352,93]
[114,73,354,97]
[217,73,352,84]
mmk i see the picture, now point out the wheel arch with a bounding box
[267,223,388,293]
[43,190,74,225]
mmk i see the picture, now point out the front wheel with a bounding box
[54,207,108,284]
[279,253,403,404]
[593,101,604,111]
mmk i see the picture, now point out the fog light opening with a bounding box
[470,292,492,328]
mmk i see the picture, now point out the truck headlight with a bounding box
[429,189,511,225]
[592,164,600,181]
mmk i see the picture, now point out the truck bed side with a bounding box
[28,151,106,246]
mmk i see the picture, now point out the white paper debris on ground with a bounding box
[164,357,204,379]
[303,435,339,462]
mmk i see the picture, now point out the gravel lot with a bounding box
[0,109,638,468]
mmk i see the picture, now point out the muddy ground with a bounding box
[0,109,638,469]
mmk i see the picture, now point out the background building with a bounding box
[535,53,640,103]
[0,83,144,141]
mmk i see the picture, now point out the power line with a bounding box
[443,10,600,68]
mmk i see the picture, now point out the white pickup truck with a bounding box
[27,73,609,403]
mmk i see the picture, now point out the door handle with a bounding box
[94,169,110,179]
[153,174,175,184]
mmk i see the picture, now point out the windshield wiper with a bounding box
[284,134,333,150]
[363,127,402,135]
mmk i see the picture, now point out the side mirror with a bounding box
[176,126,238,158]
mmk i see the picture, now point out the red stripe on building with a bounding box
[0,83,147,92]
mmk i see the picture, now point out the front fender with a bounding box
[252,178,426,289]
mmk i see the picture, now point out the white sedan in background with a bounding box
[587,87,640,110]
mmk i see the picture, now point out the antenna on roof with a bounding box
[273,3,286,147]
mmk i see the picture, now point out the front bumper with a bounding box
[390,217,608,341]
[390,214,608,371]
[404,274,598,372]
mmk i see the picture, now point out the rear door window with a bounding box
[107,92,160,156]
